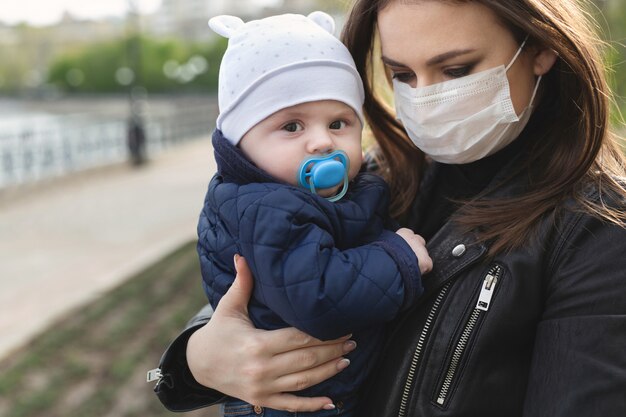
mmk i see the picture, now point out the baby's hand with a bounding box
[396,228,433,275]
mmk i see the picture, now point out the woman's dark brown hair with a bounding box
[342,0,626,254]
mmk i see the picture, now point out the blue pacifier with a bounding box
[297,150,350,202]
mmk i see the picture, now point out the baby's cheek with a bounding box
[348,162,361,180]
[351,152,364,178]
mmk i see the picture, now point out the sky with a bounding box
[0,0,162,26]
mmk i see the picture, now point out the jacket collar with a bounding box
[419,149,532,298]
[212,129,285,185]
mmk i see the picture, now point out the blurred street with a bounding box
[0,137,215,359]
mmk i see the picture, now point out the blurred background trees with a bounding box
[592,0,626,124]
[46,36,227,93]
[0,0,624,116]
[0,0,348,97]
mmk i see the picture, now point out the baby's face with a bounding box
[239,100,363,197]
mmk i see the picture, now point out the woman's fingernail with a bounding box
[337,358,350,371]
[233,254,240,271]
[343,340,357,352]
[323,404,336,410]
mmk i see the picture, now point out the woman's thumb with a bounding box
[215,254,254,317]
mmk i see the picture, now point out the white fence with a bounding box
[0,100,217,188]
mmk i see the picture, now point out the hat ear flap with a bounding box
[307,11,335,35]
[208,15,245,38]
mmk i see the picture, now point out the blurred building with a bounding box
[0,0,347,93]
[0,13,126,93]
[53,12,126,43]
[145,0,324,41]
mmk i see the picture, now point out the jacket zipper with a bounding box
[435,265,502,406]
[397,282,451,417]
[147,368,163,383]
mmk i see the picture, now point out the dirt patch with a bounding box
[0,241,216,417]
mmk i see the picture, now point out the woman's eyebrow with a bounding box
[382,49,477,68]
[381,56,407,67]
[426,49,476,65]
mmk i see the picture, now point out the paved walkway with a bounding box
[0,138,215,359]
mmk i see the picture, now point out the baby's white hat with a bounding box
[209,11,365,145]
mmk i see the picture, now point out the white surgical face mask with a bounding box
[393,38,541,164]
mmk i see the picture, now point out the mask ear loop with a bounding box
[515,34,543,112]
[505,35,530,71]
[528,75,542,106]
[506,34,542,117]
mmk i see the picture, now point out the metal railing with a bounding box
[0,101,217,188]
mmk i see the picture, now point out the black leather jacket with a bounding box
[154,158,626,416]
[357,168,626,417]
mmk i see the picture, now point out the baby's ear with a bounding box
[208,15,245,38]
[307,11,335,35]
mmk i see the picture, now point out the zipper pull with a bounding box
[146,368,163,383]
[476,271,498,311]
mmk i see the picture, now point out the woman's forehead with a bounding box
[379,0,469,11]
[377,1,512,60]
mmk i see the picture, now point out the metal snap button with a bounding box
[452,244,466,257]
[253,405,263,414]
[336,401,344,409]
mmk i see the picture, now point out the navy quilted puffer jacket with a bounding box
[197,130,423,400]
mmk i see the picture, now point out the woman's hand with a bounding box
[187,255,356,412]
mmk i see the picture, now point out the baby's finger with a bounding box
[414,234,426,245]
[419,252,433,274]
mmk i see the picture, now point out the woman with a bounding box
[153,1,626,415]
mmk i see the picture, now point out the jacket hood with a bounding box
[212,129,283,185]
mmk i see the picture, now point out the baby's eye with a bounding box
[282,122,303,132]
[329,120,347,130]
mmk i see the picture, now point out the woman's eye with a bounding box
[444,66,472,78]
[329,120,347,130]
[391,72,415,83]
[282,122,303,132]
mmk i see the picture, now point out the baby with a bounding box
[199,11,431,417]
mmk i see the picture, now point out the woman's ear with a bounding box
[532,47,558,76]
